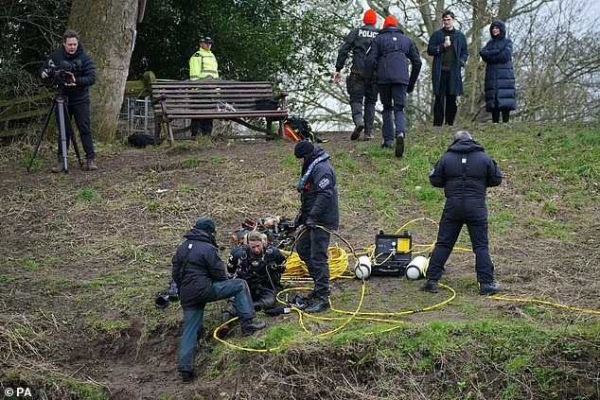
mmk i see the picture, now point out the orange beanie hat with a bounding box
[363,9,377,25]
[383,15,399,29]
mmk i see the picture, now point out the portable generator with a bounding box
[371,231,412,277]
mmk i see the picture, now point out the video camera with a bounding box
[41,60,75,87]
[231,216,298,250]
[155,281,179,309]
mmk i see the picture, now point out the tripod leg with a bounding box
[56,97,69,173]
[27,101,56,172]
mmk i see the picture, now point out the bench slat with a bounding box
[152,85,273,91]
[154,103,284,112]
[157,111,287,118]
[153,92,274,98]
[152,80,272,86]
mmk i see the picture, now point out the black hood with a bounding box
[448,139,485,153]
[490,20,506,39]
[184,228,217,246]
[301,147,329,174]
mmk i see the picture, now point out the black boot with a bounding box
[479,281,501,296]
[350,124,364,141]
[421,280,439,293]
[180,370,195,383]
[395,133,405,158]
[241,319,266,336]
[292,291,316,309]
[304,297,330,313]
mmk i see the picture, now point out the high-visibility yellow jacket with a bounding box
[189,48,219,80]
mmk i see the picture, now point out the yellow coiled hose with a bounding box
[282,246,351,281]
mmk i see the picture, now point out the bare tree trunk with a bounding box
[68,0,139,141]
[464,0,487,118]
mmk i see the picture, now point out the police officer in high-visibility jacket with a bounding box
[189,36,219,136]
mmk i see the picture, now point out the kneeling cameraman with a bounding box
[172,218,265,382]
[41,29,97,172]
[227,231,286,312]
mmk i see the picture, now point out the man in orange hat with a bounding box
[366,15,421,157]
[333,9,380,141]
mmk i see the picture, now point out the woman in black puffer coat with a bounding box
[480,20,516,123]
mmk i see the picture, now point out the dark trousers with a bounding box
[178,279,254,372]
[426,198,495,284]
[378,84,407,143]
[56,100,95,160]
[492,109,510,123]
[433,71,457,126]
[251,285,276,310]
[230,283,276,313]
[296,227,331,299]
[346,73,378,133]
[191,119,213,136]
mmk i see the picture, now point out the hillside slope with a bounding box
[1,123,599,399]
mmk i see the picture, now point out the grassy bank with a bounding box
[0,122,598,399]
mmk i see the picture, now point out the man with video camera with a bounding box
[42,29,97,172]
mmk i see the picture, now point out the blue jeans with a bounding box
[378,84,407,142]
[178,279,254,372]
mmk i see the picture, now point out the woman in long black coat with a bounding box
[480,20,516,123]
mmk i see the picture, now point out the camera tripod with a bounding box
[27,93,83,173]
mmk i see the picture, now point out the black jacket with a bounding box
[335,25,379,77]
[366,27,422,88]
[429,139,503,200]
[44,45,96,105]
[427,28,468,95]
[298,148,339,230]
[480,20,516,112]
[171,228,228,308]
[227,245,286,289]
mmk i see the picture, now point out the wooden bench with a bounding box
[151,80,288,144]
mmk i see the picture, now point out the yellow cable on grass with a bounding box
[212,220,464,352]
[490,295,600,316]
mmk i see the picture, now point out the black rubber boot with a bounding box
[304,297,330,313]
[241,319,266,336]
[421,280,439,293]
[479,281,501,296]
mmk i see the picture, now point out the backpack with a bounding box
[127,133,162,148]
[283,116,315,143]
